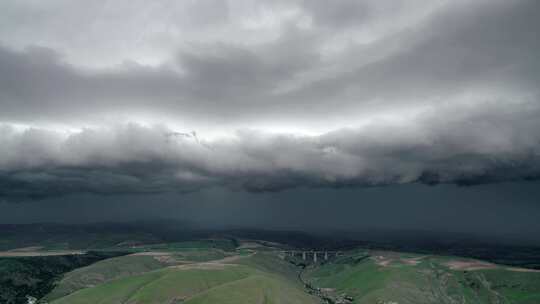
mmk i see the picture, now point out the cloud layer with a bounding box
[2,99,540,199]
[1,0,540,199]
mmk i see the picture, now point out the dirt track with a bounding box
[0,247,85,257]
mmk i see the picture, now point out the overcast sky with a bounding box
[1,1,540,237]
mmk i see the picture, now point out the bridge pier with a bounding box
[281,250,339,261]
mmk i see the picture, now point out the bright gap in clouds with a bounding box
[1,104,429,141]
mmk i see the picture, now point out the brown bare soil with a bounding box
[445,260,497,271]
[505,267,540,273]
[0,247,85,257]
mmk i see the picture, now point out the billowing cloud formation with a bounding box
[0,0,540,199]
[2,99,540,199]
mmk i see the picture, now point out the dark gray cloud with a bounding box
[1,100,540,199]
[0,0,540,199]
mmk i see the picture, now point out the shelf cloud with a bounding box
[1,0,540,199]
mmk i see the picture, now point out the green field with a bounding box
[303,250,540,304]
[48,250,319,304]
[44,254,167,300]
[2,236,540,304]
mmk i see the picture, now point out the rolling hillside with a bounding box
[2,235,539,304]
[48,250,319,304]
[303,250,540,304]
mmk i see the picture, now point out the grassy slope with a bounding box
[306,255,433,303]
[45,255,166,301]
[45,247,232,301]
[162,248,227,262]
[42,238,242,302]
[476,269,540,304]
[305,251,540,304]
[0,252,127,304]
[185,274,317,304]
[50,252,319,304]
[47,246,540,304]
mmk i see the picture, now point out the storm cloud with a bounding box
[2,99,540,199]
[1,0,540,199]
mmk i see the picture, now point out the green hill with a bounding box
[185,274,317,304]
[44,254,166,301]
[39,246,540,304]
[303,250,540,304]
[44,241,235,301]
[49,252,319,304]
